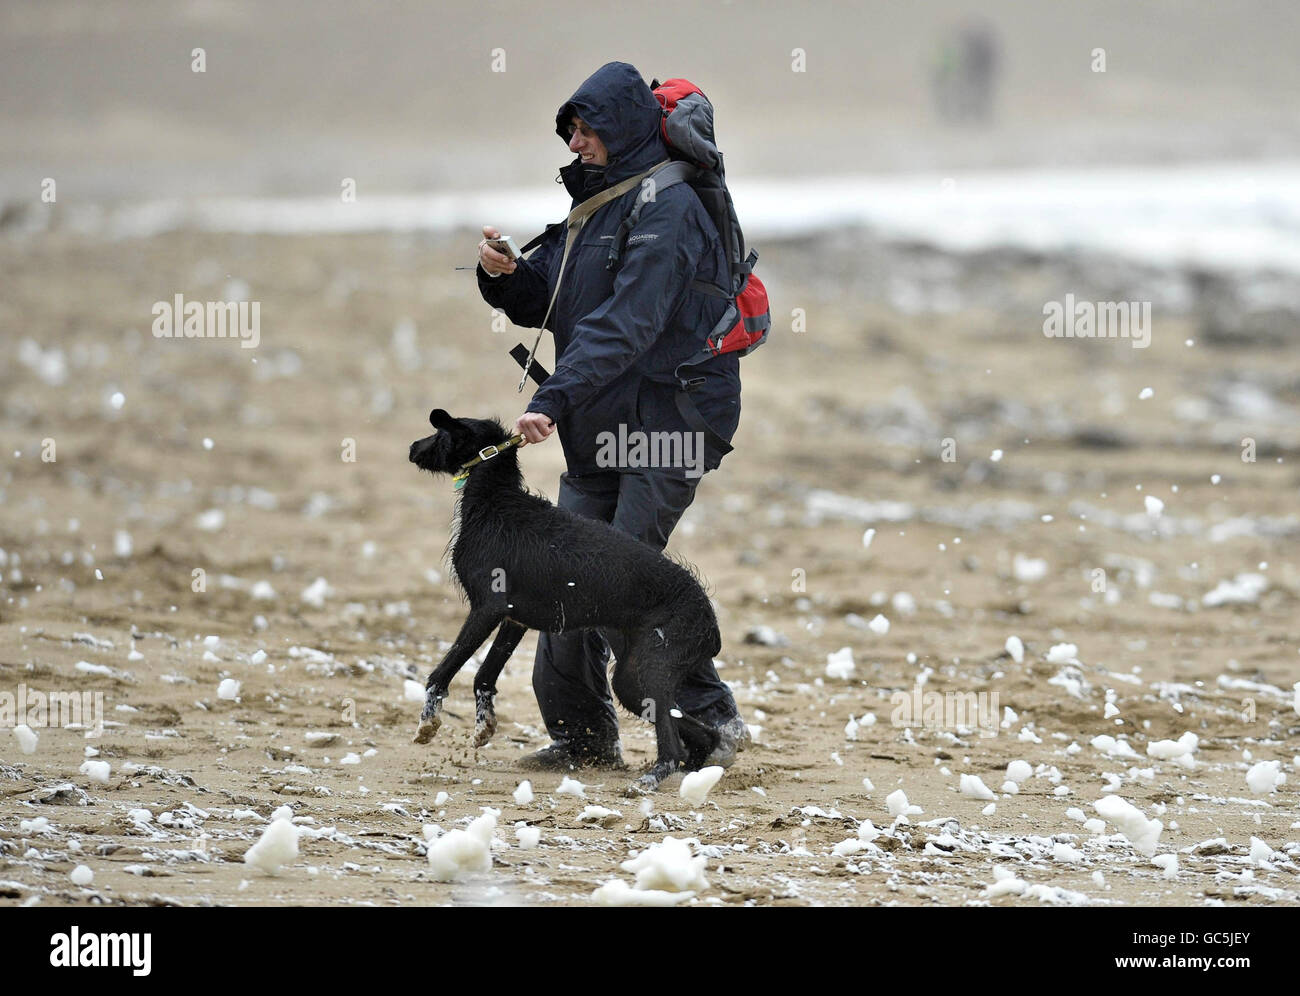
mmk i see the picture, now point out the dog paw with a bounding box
[471,713,497,748]
[471,689,497,747]
[623,774,660,797]
[413,692,444,744]
[412,714,442,744]
[623,761,677,796]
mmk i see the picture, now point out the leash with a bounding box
[451,433,526,491]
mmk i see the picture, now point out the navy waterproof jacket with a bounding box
[478,62,741,476]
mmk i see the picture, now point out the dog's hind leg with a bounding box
[470,619,527,747]
[414,608,502,745]
[677,709,722,771]
[609,631,652,719]
[633,705,689,795]
[613,650,691,795]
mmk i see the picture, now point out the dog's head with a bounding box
[409,409,512,475]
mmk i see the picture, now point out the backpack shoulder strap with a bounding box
[605,161,699,272]
[627,161,697,225]
[514,161,669,391]
[537,163,667,330]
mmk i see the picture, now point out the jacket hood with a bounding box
[555,62,668,187]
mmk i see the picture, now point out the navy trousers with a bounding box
[531,467,739,750]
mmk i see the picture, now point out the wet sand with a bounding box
[1,231,1297,905]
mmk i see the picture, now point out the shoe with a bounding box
[703,715,751,769]
[519,741,626,772]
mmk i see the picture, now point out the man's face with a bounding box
[567,116,608,166]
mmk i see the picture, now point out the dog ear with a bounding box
[429,409,461,432]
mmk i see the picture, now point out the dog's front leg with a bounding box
[413,609,502,745]
[471,619,527,747]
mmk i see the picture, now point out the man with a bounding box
[477,61,748,772]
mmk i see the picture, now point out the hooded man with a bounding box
[477,61,748,772]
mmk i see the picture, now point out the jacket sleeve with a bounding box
[476,224,561,329]
[527,192,703,422]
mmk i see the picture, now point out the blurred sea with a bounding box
[14,161,1300,278]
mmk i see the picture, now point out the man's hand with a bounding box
[479,224,518,277]
[515,412,555,444]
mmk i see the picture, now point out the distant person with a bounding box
[476,62,749,772]
[933,21,1001,124]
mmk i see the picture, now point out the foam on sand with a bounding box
[620,836,708,893]
[244,815,300,875]
[79,760,110,784]
[886,789,923,817]
[426,811,497,882]
[555,776,586,798]
[1245,760,1285,794]
[591,879,694,906]
[1147,732,1198,765]
[1006,760,1032,784]
[14,725,38,754]
[960,774,996,800]
[1094,795,1162,856]
[826,646,856,680]
[680,766,724,806]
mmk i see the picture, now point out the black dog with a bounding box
[408,409,723,793]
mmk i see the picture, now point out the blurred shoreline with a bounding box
[7,161,1299,276]
[7,160,1300,343]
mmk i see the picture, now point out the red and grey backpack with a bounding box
[609,78,770,455]
[608,79,771,365]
